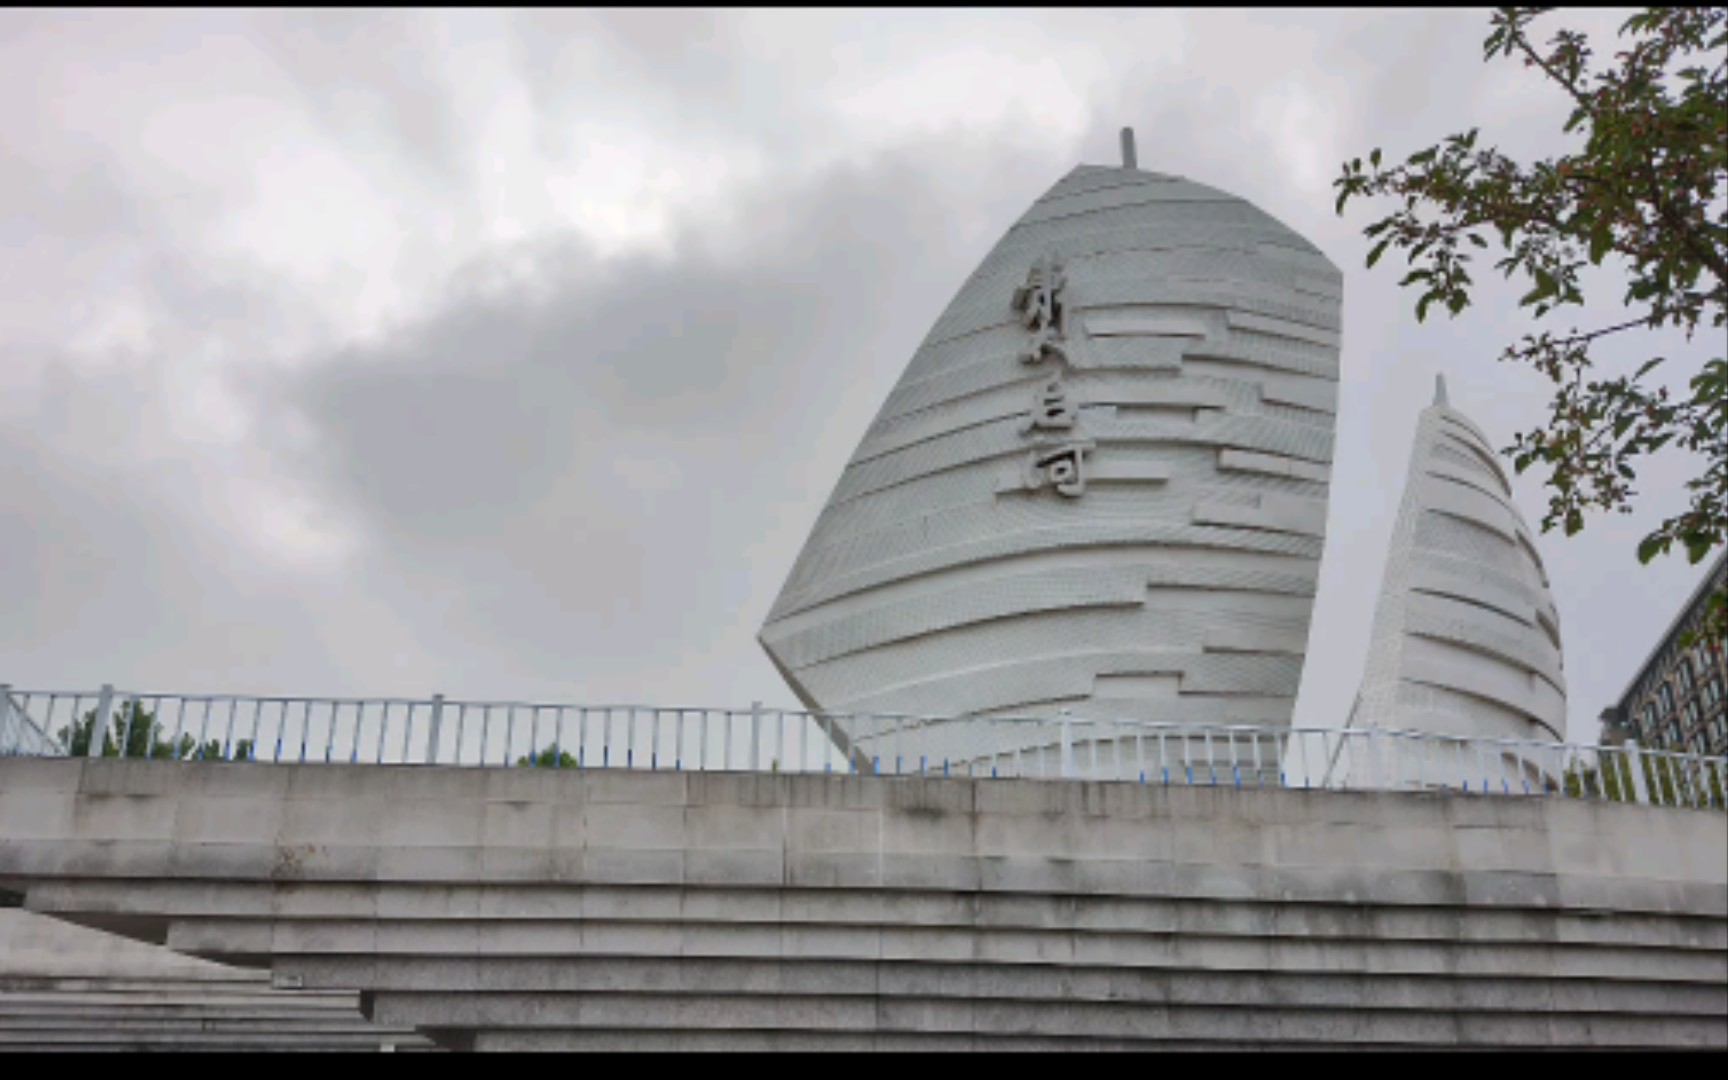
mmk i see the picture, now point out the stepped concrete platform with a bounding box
[0,758,1723,1050]
[0,908,432,1051]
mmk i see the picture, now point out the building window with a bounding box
[1660,683,1676,715]
[1677,657,1696,693]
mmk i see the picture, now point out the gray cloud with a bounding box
[244,10,473,194]
[1,9,1717,743]
[267,139,1047,697]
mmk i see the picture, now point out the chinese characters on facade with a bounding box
[1011,253,1089,497]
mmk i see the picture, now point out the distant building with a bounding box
[1598,549,1728,756]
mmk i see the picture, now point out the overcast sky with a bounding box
[2,8,1718,745]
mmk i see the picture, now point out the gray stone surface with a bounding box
[0,756,1724,1050]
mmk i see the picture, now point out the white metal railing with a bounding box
[1,683,1723,812]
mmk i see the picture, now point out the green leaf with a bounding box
[1370,147,1382,168]
[1637,535,1668,565]
[1588,223,1612,265]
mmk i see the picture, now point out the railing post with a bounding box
[88,684,115,759]
[0,684,11,755]
[750,701,762,772]
[1059,709,1075,779]
[426,694,445,765]
[1624,740,1650,806]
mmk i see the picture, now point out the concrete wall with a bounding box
[760,162,1341,766]
[0,759,1723,1050]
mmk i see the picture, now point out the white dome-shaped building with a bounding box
[760,142,1342,774]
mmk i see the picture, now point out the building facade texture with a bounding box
[760,158,1340,769]
[1600,550,1728,758]
[1341,377,1567,787]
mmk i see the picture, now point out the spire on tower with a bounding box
[1434,373,1449,407]
[1120,127,1137,170]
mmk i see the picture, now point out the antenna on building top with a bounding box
[1434,373,1450,406]
[1120,127,1138,171]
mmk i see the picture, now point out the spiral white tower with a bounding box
[760,145,1341,773]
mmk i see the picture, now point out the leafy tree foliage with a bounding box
[1335,7,1727,644]
[58,701,253,761]
[1564,749,1727,808]
[517,745,578,769]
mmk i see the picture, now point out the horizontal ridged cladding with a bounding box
[1034,164,1182,199]
[970,693,1300,726]
[807,445,1326,549]
[1417,552,1561,629]
[1020,178,1244,222]
[1181,337,1339,380]
[1414,513,1529,579]
[773,519,1326,624]
[1012,197,1283,238]
[767,566,1152,670]
[828,413,1333,506]
[1077,248,1343,300]
[761,163,1338,738]
[1404,607,1564,690]
[1393,682,1544,742]
[862,381,1327,475]
[924,276,1338,349]
[1350,401,1568,766]
[800,606,1311,705]
[861,369,1269,462]
[776,490,1328,617]
[828,649,1307,718]
[1432,443,1510,496]
[974,225,1332,283]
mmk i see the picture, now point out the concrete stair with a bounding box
[0,760,1723,1050]
[0,908,434,1051]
